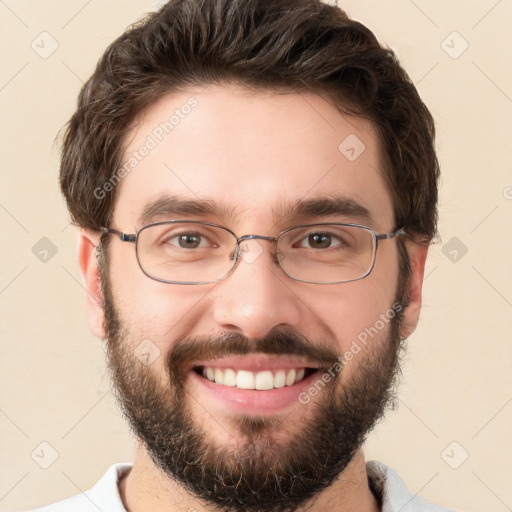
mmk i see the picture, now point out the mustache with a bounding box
[168,327,340,374]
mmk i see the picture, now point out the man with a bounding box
[29,0,453,510]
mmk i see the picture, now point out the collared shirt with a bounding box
[26,461,456,511]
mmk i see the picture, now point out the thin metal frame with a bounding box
[101,221,406,285]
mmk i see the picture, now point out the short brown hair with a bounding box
[60,0,439,241]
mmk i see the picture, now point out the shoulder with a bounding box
[23,463,132,512]
[367,460,458,512]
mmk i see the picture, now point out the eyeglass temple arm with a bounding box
[375,227,407,241]
[100,227,137,243]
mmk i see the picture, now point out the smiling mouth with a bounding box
[193,366,319,390]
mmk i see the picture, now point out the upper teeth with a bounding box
[202,367,306,390]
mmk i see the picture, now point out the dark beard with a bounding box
[100,247,405,512]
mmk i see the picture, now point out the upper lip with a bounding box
[189,354,321,372]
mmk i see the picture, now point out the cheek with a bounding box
[108,246,211,342]
[305,250,399,354]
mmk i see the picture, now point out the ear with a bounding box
[77,231,105,339]
[400,242,429,340]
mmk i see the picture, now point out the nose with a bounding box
[212,238,302,339]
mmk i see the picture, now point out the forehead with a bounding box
[113,84,393,231]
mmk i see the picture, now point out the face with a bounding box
[90,85,418,511]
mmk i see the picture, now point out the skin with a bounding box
[78,84,428,511]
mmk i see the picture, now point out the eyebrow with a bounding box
[138,194,237,226]
[138,194,372,228]
[282,197,372,224]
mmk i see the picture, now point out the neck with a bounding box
[119,444,380,512]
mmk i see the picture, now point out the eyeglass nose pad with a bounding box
[237,238,265,265]
[229,244,242,263]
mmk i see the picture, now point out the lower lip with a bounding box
[189,370,320,414]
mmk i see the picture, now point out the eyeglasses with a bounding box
[101,221,406,285]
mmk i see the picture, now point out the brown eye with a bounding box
[161,231,212,250]
[306,233,332,249]
[297,232,342,250]
[177,233,202,249]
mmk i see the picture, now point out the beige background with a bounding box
[1,1,511,510]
